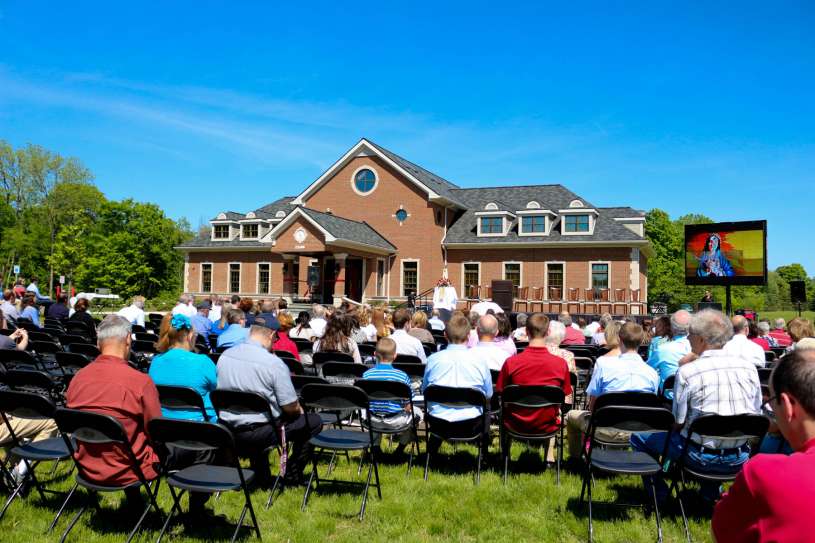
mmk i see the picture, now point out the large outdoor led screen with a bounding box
[684,220,767,286]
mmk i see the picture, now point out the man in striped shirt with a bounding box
[362,337,415,452]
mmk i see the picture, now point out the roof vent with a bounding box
[485,202,498,211]
[526,201,541,209]
[569,199,585,208]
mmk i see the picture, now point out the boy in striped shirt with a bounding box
[362,337,415,453]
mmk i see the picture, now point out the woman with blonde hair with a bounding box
[408,310,435,344]
[149,313,217,421]
[358,307,377,342]
[596,321,623,361]
[371,308,390,339]
[272,312,300,361]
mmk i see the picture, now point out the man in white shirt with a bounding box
[117,296,146,327]
[171,294,196,318]
[309,304,327,338]
[431,282,458,322]
[471,299,504,316]
[469,314,510,371]
[390,308,427,363]
[208,295,223,323]
[724,315,766,368]
[428,309,446,331]
[0,290,20,323]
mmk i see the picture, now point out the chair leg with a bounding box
[675,471,692,543]
[48,482,78,533]
[372,448,382,499]
[587,467,594,543]
[301,455,320,511]
[649,476,664,543]
[423,434,432,482]
[242,479,262,540]
[231,505,248,543]
[59,503,87,543]
[124,491,155,543]
[358,454,375,521]
[156,487,184,543]
[502,435,510,485]
[265,473,283,509]
[475,441,483,485]
[557,427,563,486]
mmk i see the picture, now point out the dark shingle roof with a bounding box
[365,140,466,208]
[255,196,296,216]
[444,185,645,244]
[209,211,244,221]
[177,237,271,249]
[300,207,396,252]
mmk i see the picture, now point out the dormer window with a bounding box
[564,214,590,233]
[213,224,230,239]
[242,224,259,239]
[521,215,547,234]
[480,217,503,234]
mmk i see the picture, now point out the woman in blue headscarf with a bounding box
[696,233,735,277]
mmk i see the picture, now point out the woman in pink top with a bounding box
[272,312,300,361]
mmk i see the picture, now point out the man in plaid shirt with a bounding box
[631,309,762,503]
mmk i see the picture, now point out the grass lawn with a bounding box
[3,440,714,543]
[757,310,814,323]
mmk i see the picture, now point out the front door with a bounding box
[345,258,363,302]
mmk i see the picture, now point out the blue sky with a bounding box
[0,2,813,271]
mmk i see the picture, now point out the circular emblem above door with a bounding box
[293,227,308,244]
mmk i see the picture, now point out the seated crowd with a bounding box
[1,286,814,540]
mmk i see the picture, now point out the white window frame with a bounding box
[228,262,242,294]
[517,213,549,236]
[588,261,611,290]
[350,165,379,196]
[256,262,271,294]
[200,262,213,293]
[376,258,386,297]
[461,261,481,296]
[240,222,261,241]
[559,209,597,236]
[475,211,513,237]
[544,261,566,299]
[211,222,232,240]
[400,259,420,298]
[502,261,523,290]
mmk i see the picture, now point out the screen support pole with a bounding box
[725,284,732,316]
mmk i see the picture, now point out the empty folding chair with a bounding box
[273,349,298,362]
[312,351,354,375]
[50,408,163,543]
[423,385,490,484]
[27,331,58,343]
[321,362,367,385]
[67,343,100,359]
[580,405,675,543]
[155,385,210,421]
[130,324,147,334]
[148,418,261,542]
[0,349,43,372]
[500,385,566,484]
[133,332,156,342]
[356,343,376,360]
[3,370,62,403]
[281,357,305,375]
[0,390,71,522]
[299,383,380,520]
[58,334,90,346]
[53,352,91,377]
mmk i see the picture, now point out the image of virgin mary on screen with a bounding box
[696,233,735,277]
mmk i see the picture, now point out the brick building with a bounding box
[177,139,652,313]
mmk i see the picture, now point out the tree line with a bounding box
[645,209,814,312]
[0,140,193,301]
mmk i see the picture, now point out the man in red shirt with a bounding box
[558,312,586,345]
[712,348,815,542]
[497,313,572,438]
[66,314,162,508]
[768,318,793,348]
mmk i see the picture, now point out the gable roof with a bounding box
[209,211,245,221]
[255,196,296,216]
[299,208,396,252]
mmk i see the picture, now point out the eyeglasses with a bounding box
[762,395,778,421]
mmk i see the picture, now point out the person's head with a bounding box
[178,294,190,305]
[196,299,211,316]
[747,319,760,339]
[731,315,750,337]
[704,290,712,298]
[495,312,512,339]
[516,313,528,329]
[688,309,733,355]
[774,318,786,331]
[57,293,69,306]
[260,300,275,313]
[239,298,255,315]
[277,312,294,332]
[130,295,145,309]
[411,310,428,330]
[296,311,310,328]
[230,294,241,306]
[226,308,246,326]
[392,308,412,330]
[321,314,352,351]
[96,314,132,358]
[74,297,89,313]
[558,311,573,327]
[599,313,613,331]
[358,308,371,327]
[3,289,14,302]
[546,320,566,346]
[277,298,288,311]
[654,316,671,338]
[769,349,815,451]
[375,337,397,364]
[704,234,721,253]
[788,318,815,343]
[604,321,622,349]
[30,277,38,284]
[468,311,480,328]
[526,313,551,341]
[670,310,692,337]
[796,338,815,351]
[431,309,440,319]
[157,313,195,353]
[476,314,499,342]
[577,317,587,329]
[618,322,645,353]
[248,324,274,350]
[210,295,222,306]
[758,321,771,336]
[445,314,472,344]
[312,304,326,319]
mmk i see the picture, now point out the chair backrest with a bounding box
[130,324,147,334]
[357,343,376,357]
[764,351,776,363]
[54,351,92,373]
[54,407,127,444]
[0,389,57,421]
[300,383,369,412]
[500,384,565,409]
[489,369,500,385]
[354,379,412,403]
[68,343,100,358]
[424,385,487,411]
[291,338,312,352]
[395,354,422,365]
[392,362,425,379]
[66,320,93,334]
[133,332,156,342]
[630,289,642,302]
[568,287,580,302]
[29,340,62,354]
[4,369,59,396]
[0,348,41,370]
[758,368,772,385]
[131,340,157,353]
[155,385,209,420]
[614,288,626,302]
[312,351,354,366]
[686,414,770,443]
[59,334,90,346]
[282,356,305,375]
[28,331,57,343]
[148,418,239,458]
[592,391,663,411]
[16,320,40,332]
[598,288,611,302]
[274,349,297,361]
[573,356,594,371]
[590,405,675,434]
[210,389,274,420]
[661,375,676,397]
[207,353,220,365]
[291,375,329,395]
[548,286,562,300]
[321,361,367,380]
[517,286,529,300]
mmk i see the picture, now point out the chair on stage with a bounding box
[528,287,545,313]
[583,289,598,315]
[629,289,646,316]
[547,287,563,313]
[514,286,530,312]
[612,289,628,316]
[566,288,582,315]
[597,289,612,314]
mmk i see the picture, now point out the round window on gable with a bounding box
[352,168,377,195]
[395,209,408,223]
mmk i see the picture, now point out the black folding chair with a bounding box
[27,331,58,343]
[131,340,157,354]
[0,349,43,371]
[210,389,284,509]
[58,334,90,346]
[757,368,772,386]
[355,379,420,475]
[133,332,156,342]
[500,385,566,484]
[67,343,100,359]
[130,324,147,334]
[580,405,675,543]
[53,352,91,378]
[660,375,676,404]
[321,362,367,384]
[273,349,297,361]
[148,418,261,542]
[155,385,210,421]
[395,354,423,365]
[299,383,380,520]
[312,351,354,375]
[393,363,425,395]
[423,385,490,484]
[3,369,62,403]
[671,414,769,542]
[291,375,329,396]
[0,390,71,522]
[357,343,376,359]
[207,352,221,365]
[65,321,93,340]
[763,350,776,363]
[291,338,312,353]
[50,408,162,543]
